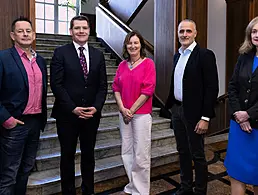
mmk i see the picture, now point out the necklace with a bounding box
[129,57,141,69]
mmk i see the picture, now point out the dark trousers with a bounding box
[0,114,42,195]
[172,105,207,195]
[56,116,100,195]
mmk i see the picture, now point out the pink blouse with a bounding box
[112,58,156,114]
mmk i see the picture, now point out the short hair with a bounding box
[239,16,258,54]
[70,15,90,29]
[11,16,32,32]
[122,30,146,60]
[178,19,197,31]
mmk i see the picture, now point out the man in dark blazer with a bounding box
[50,15,107,195]
[0,17,47,195]
[165,19,219,195]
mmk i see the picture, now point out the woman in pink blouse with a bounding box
[112,30,156,195]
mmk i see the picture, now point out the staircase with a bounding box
[26,33,178,195]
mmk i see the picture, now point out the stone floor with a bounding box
[56,141,255,195]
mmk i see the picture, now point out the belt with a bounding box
[174,100,182,106]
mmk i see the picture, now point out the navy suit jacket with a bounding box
[0,46,47,130]
[50,43,107,121]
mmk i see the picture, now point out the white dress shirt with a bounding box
[174,41,197,101]
[174,41,210,121]
[73,41,90,72]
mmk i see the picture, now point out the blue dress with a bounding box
[224,57,258,185]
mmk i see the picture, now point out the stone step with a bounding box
[35,128,174,171]
[36,42,101,50]
[47,90,114,104]
[37,50,111,59]
[42,107,162,136]
[39,117,171,151]
[44,56,116,66]
[27,143,178,195]
[47,99,126,118]
[46,65,117,75]
[36,33,86,41]
[36,37,96,45]
[47,81,113,93]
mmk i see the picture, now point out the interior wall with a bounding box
[130,0,154,44]
[207,0,226,96]
[81,0,99,14]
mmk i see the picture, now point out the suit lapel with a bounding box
[88,46,94,74]
[246,52,255,78]
[10,47,29,88]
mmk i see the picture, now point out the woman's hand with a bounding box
[120,107,133,123]
[239,121,252,133]
[234,111,249,123]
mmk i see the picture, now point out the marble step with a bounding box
[39,117,171,151]
[27,143,178,195]
[44,56,116,66]
[36,42,101,50]
[42,107,161,135]
[47,81,113,93]
[47,90,114,104]
[36,128,174,171]
[37,50,111,59]
[46,65,117,75]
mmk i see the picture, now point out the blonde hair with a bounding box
[239,16,258,54]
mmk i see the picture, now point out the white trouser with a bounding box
[119,113,152,195]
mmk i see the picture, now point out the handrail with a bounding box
[98,3,154,55]
[126,0,148,25]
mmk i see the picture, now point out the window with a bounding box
[35,0,79,34]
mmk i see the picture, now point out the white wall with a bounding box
[207,0,227,96]
[130,0,154,44]
[81,0,98,14]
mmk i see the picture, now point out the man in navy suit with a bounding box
[166,19,219,195]
[50,15,107,195]
[0,17,47,195]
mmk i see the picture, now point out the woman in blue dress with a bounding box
[225,16,258,195]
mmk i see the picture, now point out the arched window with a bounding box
[36,0,80,34]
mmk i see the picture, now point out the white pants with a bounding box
[119,113,152,195]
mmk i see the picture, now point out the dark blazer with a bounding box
[228,50,258,128]
[0,47,47,129]
[50,43,107,120]
[165,44,219,123]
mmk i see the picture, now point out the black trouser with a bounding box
[172,105,207,195]
[56,116,100,195]
[0,114,42,195]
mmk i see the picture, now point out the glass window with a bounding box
[58,21,68,34]
[59,6,67,21]
[45,4,55,20]
[68,7,76,21]
[36,0,44,2]
[36,19,45,33]
[45,0,55,3]
[36,3,44,19]
[45,20,54,33]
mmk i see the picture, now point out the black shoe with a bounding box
[173,188,194,195]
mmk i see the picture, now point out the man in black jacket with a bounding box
[165,19,219,195]
[50,15,107,195]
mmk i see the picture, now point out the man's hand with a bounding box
[5,119,24,129]
[73,107,97,119]
[240,121,252,133]
[234,111,249,123]
[194,119,209,134]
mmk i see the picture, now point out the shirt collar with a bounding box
[15,45,37,58]
[178,41,197,55]
[73,41,89,52]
